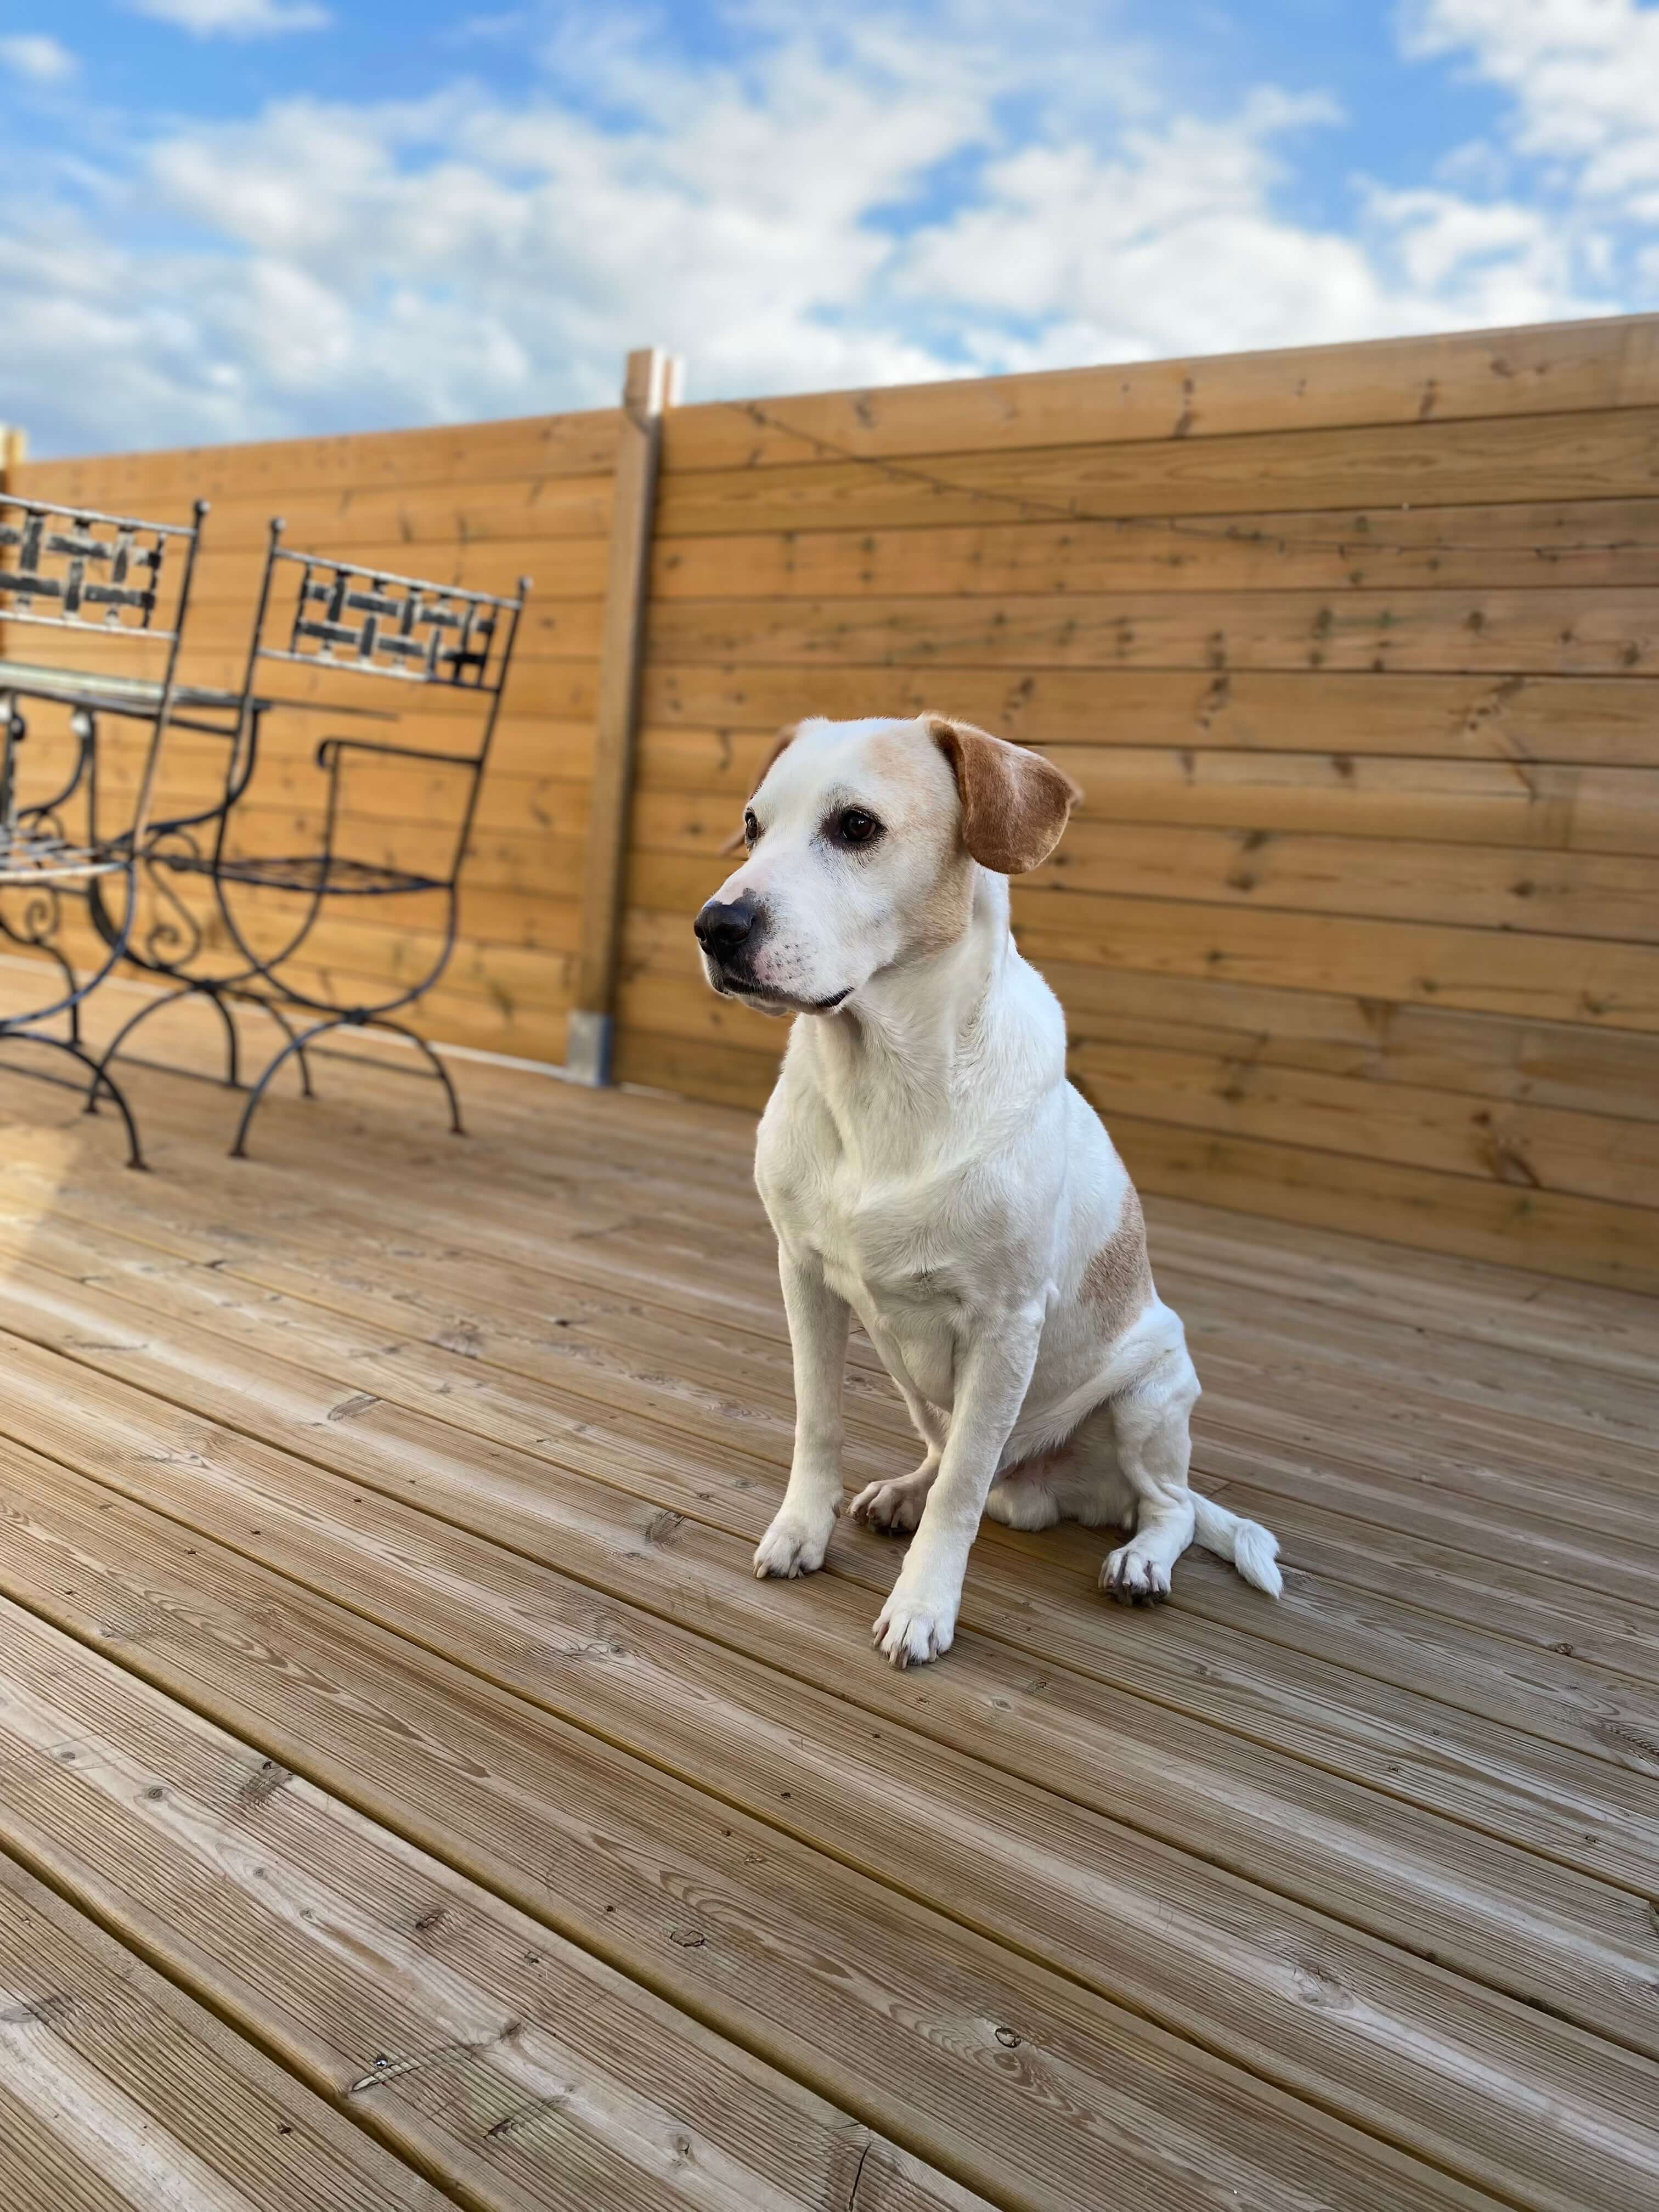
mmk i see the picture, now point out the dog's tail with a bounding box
[1192,1493,1283,1598]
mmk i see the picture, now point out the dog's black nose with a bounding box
[695,895,759,958]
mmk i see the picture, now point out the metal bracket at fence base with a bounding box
[565,1009,613,1087]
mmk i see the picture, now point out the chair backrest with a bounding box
[0,495,201,641]
[227,520,529,884]
[0,494,208,847]
[235,520,529,868]
[246,520,527,718]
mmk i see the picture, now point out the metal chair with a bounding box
[92,517,529,1157]
[0,495,208,1165]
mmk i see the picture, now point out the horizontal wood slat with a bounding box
[635,670,1659,766]
[17,409,620,509]
[651,498,1659,599]
[621,876,1659,1056]
[630,786,1659,904]
[662,315,1659,469]
[646,585,1659,677]
[612,964,1659,1207]
[655,407,1659,537]
[184,535,607,608]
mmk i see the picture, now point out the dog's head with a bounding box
[693,713,1080,1016]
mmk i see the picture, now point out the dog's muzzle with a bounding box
[694,893,765,983]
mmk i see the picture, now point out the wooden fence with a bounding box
[7,313,1659,1290]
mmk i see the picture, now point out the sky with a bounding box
[2,1,1656,456]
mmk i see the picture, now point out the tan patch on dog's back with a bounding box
[1082,1186,1152,1338]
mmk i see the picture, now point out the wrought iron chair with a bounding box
[0,495,208,1165]
[92,517,529,1158]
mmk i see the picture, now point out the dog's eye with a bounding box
[743,809,759,847]
[835,807,883,848]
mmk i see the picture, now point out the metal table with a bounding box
[0,651,396,897]
[0,655,396,732]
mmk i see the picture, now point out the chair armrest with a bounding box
[314,735,478,771]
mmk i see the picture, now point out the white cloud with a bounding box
[1,4,1648,456]
[131,0,331,36]
[1403,1,1659,208]
[0,34,78,81]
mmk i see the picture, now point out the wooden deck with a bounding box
[1,980,1657,2212]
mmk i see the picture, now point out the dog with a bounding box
[694,713,1281,1667]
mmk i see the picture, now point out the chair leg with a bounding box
[12,934,83,1043]
[367,1016,465,1137]
[3,1030,147,1170]
[228,1015,338,1160]
[228,1012,464,1159]
[241,994,316,1101]
[86,980,223,1111]
[206,985,241,1090]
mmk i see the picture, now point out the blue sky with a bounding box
[2,1,1656,455]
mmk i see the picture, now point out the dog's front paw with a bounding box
[1102,1543,1171,1605]
[753,1503,837,1581]
[873,1575,959,1668]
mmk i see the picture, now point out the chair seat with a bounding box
[0,830,126,885]
[164,850,444,898]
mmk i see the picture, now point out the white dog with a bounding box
[695,713,1281,1667]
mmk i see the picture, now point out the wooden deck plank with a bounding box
[12,1048,1658,1463]
[10,1174,1659,1742]
[9,1193,1659,1768]
[1,1296,1657,2076]
[0,1438,1500,2212]
[7,1249,1659,1917]
[0,1847,449,2212]
[0,1599,980,2212]
[13,1088,1659,1610]
[267,1034,1659,1376]
[3,1019,1657,2210]
[13,1137,1656,1566]
[0,1410,1652,2212]
[8,1104,1659,1726]
[6,1062,1654,1654]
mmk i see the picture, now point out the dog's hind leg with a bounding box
[850,1459,939,1533]
[982,1464,1065,1531]
[985,1415,1132,1532]
[1101,1348,1200,1605]
[850,1379,947,1534]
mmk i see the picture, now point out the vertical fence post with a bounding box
[568,347,679,1086]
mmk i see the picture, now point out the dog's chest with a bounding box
[772,1144,978,1397]
[815,1175,960,1304]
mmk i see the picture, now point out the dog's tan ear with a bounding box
[928,715,1081,874]
[718,721,799,854]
